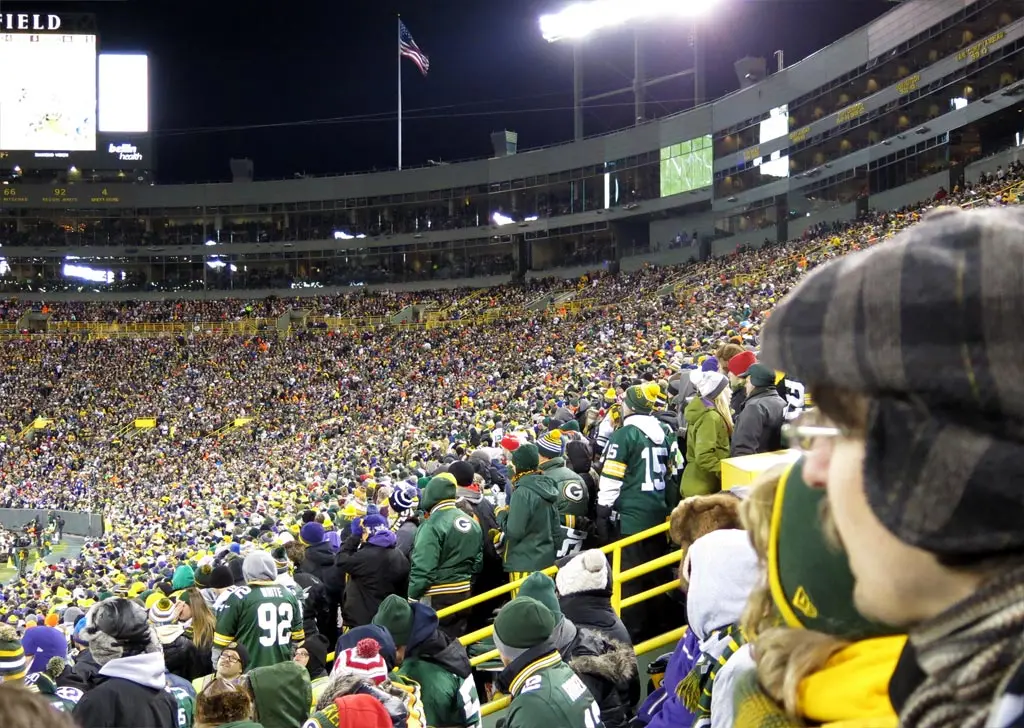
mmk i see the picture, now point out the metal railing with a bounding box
[434,520,682,717]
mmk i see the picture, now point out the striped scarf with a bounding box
[901,563,1024,728]
[677,624,746,728]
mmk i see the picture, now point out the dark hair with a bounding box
[810,386,869,436]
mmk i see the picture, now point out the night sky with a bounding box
[70,0,897,183]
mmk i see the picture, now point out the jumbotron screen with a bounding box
[659,135,713,197]
[0,33,98,151]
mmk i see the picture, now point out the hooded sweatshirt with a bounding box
[73,652,179,728]
[678,529,760,726]
[498,472,562,572]
[249,660,313,728]
[397,602,480,728]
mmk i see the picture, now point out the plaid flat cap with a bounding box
[761,206,1024,557]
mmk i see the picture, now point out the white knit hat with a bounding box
[689,370,729,400]
[555,550,609,596]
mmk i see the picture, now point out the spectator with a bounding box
[213,551,304,668]
[73,598,180,728]
[759,206,1024,727]
[536,429,591,560]
[730,363,786,457]
[492,596,602,728]
[496,443,562,589]
[681,371,732,497]
[519,571,638,728]
[371,595,480,728]
[0,683,76,728]
[334,509,409,629]
[406,476,482,639]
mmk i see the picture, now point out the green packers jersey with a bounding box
[213,582,305,668]
[598,415,680,535]
[167,685,195,728]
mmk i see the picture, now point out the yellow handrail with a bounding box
[431,519,682,716]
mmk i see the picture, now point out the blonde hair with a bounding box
[713,387,734,435]
[0,684,76,728]
[739,465,849,721]
[186,588,216,650]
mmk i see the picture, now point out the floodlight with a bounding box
[540,0,721,42]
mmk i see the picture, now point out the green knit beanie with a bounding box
[494,597,555,650]
[372,594,414,646]
[171,564,195,591]
[517,572,562,622]
[420,475,456,513]
[623,384,655,414]
[511,443,540,474]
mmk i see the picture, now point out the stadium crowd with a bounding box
[0,165,1022,728]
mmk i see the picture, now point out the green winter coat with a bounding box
[248,661,312,728]
[498,473,562,573]
[408,501,484,600]
[498,647,603,728]
[680,396,731,497]
[399,635,481,727]
[540,457,590,558]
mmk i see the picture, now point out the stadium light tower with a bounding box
[540,0,719,140]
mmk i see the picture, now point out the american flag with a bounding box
[399,20,430,76]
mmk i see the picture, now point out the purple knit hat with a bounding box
[701,356,720,372]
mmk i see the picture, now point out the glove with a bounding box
[488,528,505,551]
[595,505,615,544]
[349,517,364,540]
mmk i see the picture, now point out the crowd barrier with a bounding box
[0,508,104,538]
[437,520,683,717]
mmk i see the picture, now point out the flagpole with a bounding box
[397,14,403,171]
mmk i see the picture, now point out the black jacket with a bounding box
[71,649,102,686]
[301,541,339,594]
[293,570,331,638]
[160,633,202,682]
[559,591,631,647]
[73,657,179,728]
[564,627,639,728]
[730,387,786,457]
[335,535,410,628]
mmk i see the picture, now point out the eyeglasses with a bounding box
[782,409,844,452]
[220,653,241,664]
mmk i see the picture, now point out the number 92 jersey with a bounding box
[213,582,305,668]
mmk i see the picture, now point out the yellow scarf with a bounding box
[798,635,906,728]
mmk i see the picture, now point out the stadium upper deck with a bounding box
[0,0,1022,296]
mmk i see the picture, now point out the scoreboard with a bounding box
[0,13,151,172]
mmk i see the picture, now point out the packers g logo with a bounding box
[564,482,586,502]
[453,516,473,533]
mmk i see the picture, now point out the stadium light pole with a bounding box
[540,0,719,140]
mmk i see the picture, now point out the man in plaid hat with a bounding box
[758,206,1024,728]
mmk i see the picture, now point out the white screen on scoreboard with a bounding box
[98,53,149,133]
[0,33,97,151]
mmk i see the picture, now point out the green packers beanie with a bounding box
[0,625,26,682]
[768,458,899,641]
[171,565,195,591]
[511,443,540,474]
[372,595,414,647]
[494,597,555,651]
[624,384,655,414]
[517,572,562,622]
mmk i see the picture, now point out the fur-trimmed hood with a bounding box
[669,492,743,550]
[569,628,637,688]
[314,672,409,723]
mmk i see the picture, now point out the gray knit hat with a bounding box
[760,206,1024,557]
